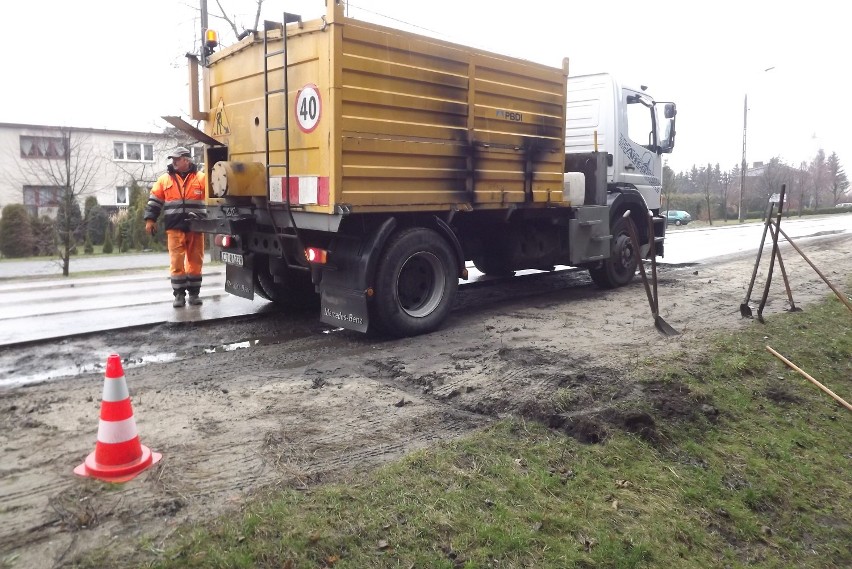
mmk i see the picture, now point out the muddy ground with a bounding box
[1,233,851,568]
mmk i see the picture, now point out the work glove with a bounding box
[145,219,157,236]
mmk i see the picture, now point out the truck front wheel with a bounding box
[588,216,637,289]
[372,227,458,337]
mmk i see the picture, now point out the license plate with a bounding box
[221,251,244,266]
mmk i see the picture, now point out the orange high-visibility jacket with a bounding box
[144,166,207,232]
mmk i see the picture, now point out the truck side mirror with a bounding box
[664,103,677,119]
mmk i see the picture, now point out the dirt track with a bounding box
[1,233,851,568]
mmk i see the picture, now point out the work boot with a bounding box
[188,294,203,306]
[173,292,186,308]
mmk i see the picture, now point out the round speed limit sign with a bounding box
[295,84,321,133]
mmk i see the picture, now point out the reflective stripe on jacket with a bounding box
[144,167,207,232]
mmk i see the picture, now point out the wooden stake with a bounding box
[766,345,852,412]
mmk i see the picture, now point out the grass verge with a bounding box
[77,294,851,569]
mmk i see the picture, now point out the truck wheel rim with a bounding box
[396,252,445,318]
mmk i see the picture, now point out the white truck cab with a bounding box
[566,73,677,210]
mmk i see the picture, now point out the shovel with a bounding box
[756,184,787,323]
[647,211,680,336]
[767,222,802,313]
[622,211,679,336]
[740,200,775,318]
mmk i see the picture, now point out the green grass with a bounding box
[75,293,852,569]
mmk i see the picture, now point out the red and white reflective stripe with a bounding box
[269,176,329,205]
[102,375,129,402]
[97,416,140,444]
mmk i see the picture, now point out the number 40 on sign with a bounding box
[295,84,321,133]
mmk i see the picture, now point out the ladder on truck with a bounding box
[262,15,306,270]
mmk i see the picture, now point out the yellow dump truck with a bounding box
[174,0,677,336]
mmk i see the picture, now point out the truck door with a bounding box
[619,89,663,210]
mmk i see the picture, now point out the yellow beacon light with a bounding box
[205,29,219,49]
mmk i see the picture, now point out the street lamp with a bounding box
[738,66,776,223]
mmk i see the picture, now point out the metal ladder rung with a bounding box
[267,88,287,95]
[266,163,288,169]
[266,126,288,132]
[265,49,286,58]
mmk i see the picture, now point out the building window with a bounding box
[23,185,63,216]
[20,136,67,159]
[116,186,129,206]
[114,142,154,162]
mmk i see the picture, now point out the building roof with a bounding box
[0,122,165,137]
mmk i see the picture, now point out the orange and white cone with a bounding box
[74,354,162,483]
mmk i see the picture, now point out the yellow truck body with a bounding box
[204,0,569,212]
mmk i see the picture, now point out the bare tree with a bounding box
[719,170,732,222]
[15,128,102,276]
[809,150,828,211]
[661,162,677,211]
[795,161,809,217]
[700,163,717,225]
[212,0,263,40]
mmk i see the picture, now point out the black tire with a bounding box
[471,255,514,277]
[372,227,458,337]
[254,254,318,308]
[588,216,637,289]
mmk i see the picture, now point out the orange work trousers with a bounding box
[167,230,205,295]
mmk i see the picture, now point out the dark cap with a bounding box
[167,146,192,159]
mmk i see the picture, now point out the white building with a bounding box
[0,122,202,218]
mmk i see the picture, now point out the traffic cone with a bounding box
[74,354,162,483]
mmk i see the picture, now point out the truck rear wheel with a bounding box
[372,227,458,337]
[254,254,318,308]
[588,216,637,289]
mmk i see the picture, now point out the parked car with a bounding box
[664,210,692,226]
[835,203,852,209]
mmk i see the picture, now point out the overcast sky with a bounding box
[3,0,849,173]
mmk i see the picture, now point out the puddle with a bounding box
[0,353,179,388]
[204,340,258,353]
[0,335,291,389]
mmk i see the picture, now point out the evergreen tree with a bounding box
[102,225,114,254]
[826,152,849,205]
[83,196,109,245]
[129,182,149,250]
[30,216,57,256]
[0,204,34,258]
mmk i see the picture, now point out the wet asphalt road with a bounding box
[0,254,273,346]
[0,214,847,347]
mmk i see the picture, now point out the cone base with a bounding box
[74,445,162,483]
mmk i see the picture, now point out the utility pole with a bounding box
[739,94,747,223]
[738,67,775,223]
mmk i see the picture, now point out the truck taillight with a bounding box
[306,247,327,264]
[215,234,235,248]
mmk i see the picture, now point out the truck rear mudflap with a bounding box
[222,253,254,300]
[320,284,369,333]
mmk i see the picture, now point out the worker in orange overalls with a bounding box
[145,147,207,307]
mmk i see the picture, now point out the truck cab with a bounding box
[565,73,676,210]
